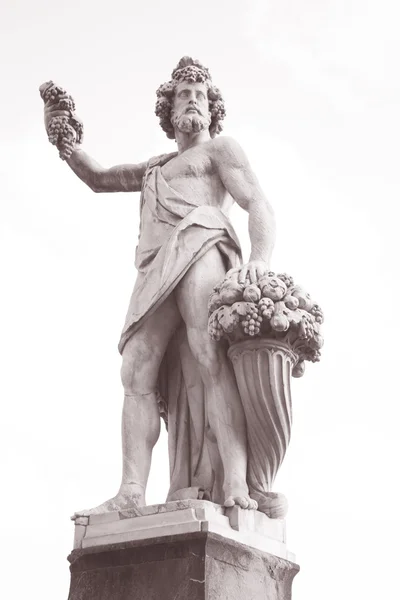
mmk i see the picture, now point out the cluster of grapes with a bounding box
[298,316,314,341]
[310,304,324,324]
[47,116,77,160]
[155,94,171,119]
[42,83,66,104]
[174,65,210,85]
[47,116,68,144]
[303,348,321,363]
[241,307,263,336]
[258,297,275,319]
[276,273,294,288]
[57,132,76,160]
[208,314,223,341]
[209,96,226,137]
[210,98,226,119]
[59,96,76,112]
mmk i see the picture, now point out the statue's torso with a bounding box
[160,140,234,214]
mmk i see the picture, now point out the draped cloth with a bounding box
[118,154,242,503]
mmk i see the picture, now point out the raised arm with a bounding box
[40,81,147,193]
[212,136,276,280]
[66,149,147,193]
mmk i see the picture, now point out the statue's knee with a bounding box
[120,356,136,394]
[120,351,156,395]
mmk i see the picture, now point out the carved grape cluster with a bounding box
[208,269,324,376]
[59,96,76,112]
[208,312,224,341]
[209,96,226,127]
[46,116,77,159]
[39,81,83,160]
[41,82,67,104]
[241,307,262,336]
[173,65,210,85]
[310,304,324,324]
[259,297,274,319]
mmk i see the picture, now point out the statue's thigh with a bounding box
[122,294,181,379]
[175,246,226,329]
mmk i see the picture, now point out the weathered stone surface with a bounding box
[73,500,291,560]
[224,504,286,541]
[87,499,224,526]
[68,532,299,600]
[40,57,280,522]
[41,62,321,567]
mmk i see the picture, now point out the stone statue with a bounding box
[40,57,323,521]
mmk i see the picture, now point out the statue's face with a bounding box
[171,81,211,135]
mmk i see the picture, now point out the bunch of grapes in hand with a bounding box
[39,81,83,160]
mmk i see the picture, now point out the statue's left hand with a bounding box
[238,260,269,284]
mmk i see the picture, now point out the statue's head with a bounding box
[155,57,226,139]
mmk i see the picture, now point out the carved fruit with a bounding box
[276,273,294,288]
[219,282,243,305]
[258,297,275,319]
[309,333,324,350]
[292,286,313,311]
[208,292,222,314]
[292,360,305,378]
[283,295,299,310]
[310,304,324,324]
[298,317,313,340]
[243,284,262,303]
[270,314,290,332]
[259,276,287,301]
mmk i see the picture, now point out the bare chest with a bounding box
[160,148,228,207]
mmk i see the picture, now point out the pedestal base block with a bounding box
[68,531,299,600]
[68,501,299,599]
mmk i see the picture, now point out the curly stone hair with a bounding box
[155,57,226,140]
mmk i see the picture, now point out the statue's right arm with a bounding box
[66,149,147,193]
[42,99,147,193]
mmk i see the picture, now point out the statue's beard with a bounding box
[171,110,211,135]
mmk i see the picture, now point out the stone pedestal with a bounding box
[68,501,299,599]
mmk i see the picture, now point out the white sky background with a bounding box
[1,0,399,597]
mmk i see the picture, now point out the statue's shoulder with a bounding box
[147,152,178,169]
[211,136,245,162]
[212,135,242,152]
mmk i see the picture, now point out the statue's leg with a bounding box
[175,247,257,510]
[73,294,181,518]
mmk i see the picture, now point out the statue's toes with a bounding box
[236,497,249,509]
[225,496,250,509]
[224,496,235,508]
[225,495,259,510]
[248,498,258,510]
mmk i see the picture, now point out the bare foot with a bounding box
[71,484,145,520]
[224,494,258,510]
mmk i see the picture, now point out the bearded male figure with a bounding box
[42,58,276,516]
